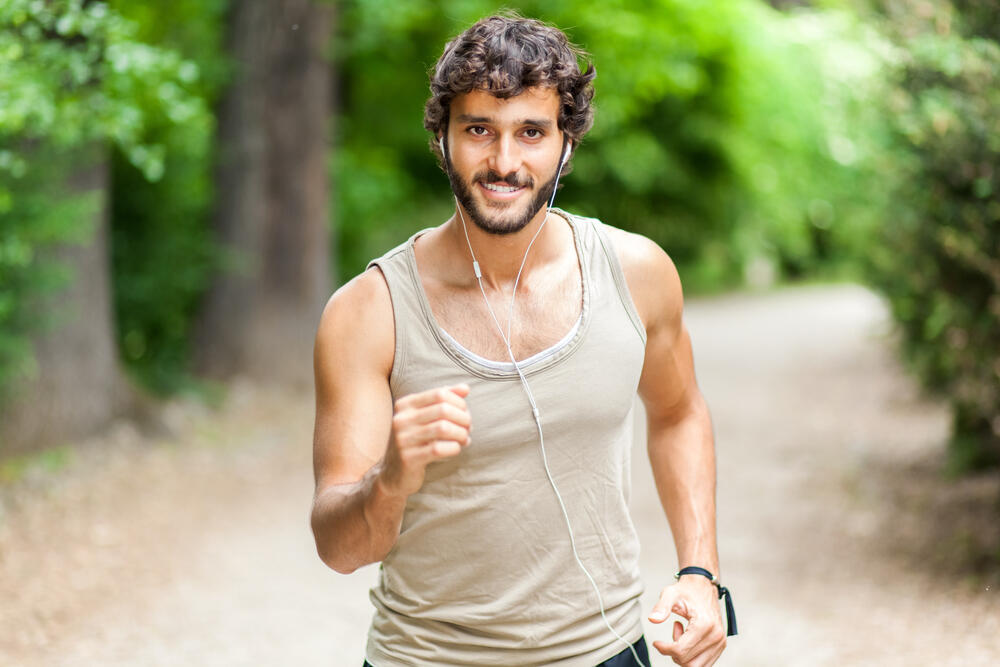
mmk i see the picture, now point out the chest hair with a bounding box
[426,257,583,363]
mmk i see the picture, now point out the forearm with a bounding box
[647,393,719,575]
[310,462,407,574]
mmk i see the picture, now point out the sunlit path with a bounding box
[2,284,997,666]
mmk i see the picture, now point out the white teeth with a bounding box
[482,183,520,193]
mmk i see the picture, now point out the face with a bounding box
[443,87,566,235]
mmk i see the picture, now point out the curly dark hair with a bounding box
[424,14,596,170]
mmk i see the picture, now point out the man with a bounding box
[311,14,730,667]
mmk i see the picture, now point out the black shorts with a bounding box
[363,635,650,667]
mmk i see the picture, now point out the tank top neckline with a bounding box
[403,208,592,380]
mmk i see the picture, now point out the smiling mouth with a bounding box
[481,182,522,193]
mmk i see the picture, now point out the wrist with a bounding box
[373,463,409,502]
[675,565,721,586]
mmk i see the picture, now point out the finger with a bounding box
[679,631,727,667]
[657,618,715,665]
[395,385,469,412]
[649,615,688,658]
[688,640,726,667]
[410,401,471,429]
[408,440,463,463]
[651,639,677,660]
[414,420,470,447]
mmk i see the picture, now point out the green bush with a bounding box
[867,0,1000,469]
[0,0,208,401]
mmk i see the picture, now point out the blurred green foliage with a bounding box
[1,0,996,471]
[0,0,209,401]
[107,0,226,393]
[866,0,1000,469]
[334,0,885,290]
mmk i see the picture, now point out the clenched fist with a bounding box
[379,384,472,498]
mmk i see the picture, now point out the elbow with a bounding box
[313,534,348,574]
[313,534,358,575]
[311,508,376,574]
[311,512,355,574]
[320,556,358,574]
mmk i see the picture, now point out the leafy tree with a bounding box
[0,0,207,446]
[193,0,334,386]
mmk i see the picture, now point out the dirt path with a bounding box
[1,284,997,666]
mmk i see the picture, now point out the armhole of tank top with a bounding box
[366,257,407,398]
[591,219,648,347]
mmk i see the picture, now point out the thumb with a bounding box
[649,587,685,623]
[449,383,471,398]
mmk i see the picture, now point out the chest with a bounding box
[424,262,583,363]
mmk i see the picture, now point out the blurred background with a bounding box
[0,0,998,665]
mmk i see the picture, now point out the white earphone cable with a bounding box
[456,200,647,667]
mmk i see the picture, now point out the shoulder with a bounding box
[600,223,683,336]
[314,267,394,380]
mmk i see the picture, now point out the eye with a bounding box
[468,126,489,136]
[523,128,543,139]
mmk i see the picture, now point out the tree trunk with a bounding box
[195,0,333,386]
[0,145,127,454]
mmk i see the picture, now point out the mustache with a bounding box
[474,170,534,188]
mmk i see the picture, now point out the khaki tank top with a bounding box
[365,210,648,666]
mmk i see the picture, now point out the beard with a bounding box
[445,159,558,236]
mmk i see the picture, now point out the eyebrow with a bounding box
[455,114,554,129]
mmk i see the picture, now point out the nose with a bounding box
[487,134,522,178]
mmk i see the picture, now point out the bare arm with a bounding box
[310,268,471,574]
[611,228,726,666]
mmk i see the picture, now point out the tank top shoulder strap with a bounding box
[365,230,433,395]
[560,210,647,346]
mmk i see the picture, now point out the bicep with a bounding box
[638,317,701,426]
[312,269,395,489]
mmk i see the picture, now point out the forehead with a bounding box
[450,86,560,124]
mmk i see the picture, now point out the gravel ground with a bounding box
[1,283,997,666]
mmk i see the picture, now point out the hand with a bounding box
[379,384,472,497]
[648,576,727,667]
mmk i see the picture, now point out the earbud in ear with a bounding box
[438,136,446,156]
[561,142,572,166]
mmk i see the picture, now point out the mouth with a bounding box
[481,182,521,193]
[477,180,528,201]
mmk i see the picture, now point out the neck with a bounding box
[448,202,563,289]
